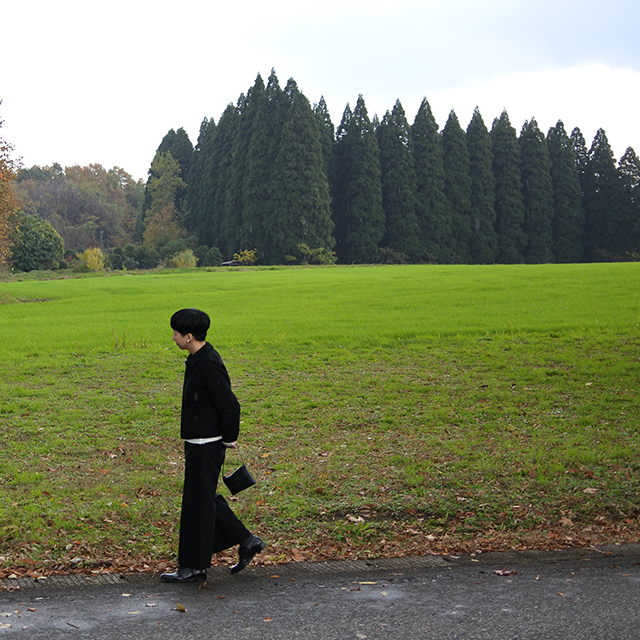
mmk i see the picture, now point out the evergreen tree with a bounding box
[142,128,193,223]
[313,96,335,186]
[519,119,554,263]
[491,110,527,263]
[211,104,241,258]
[198,76,265,259]
[331,103,352,256]
[570,128,590,229]
[332,95,385,263]
[583,129,622,259]
[466,107,498,263]
[240,70,284,259]
[159,127,194,186]
[376,100,419,260]
[266,78,334,263]
[410,98,451,262]
[547,121,584,262]
[442,110,472,262]
[184,117,215,241]
[187,73,337,264]
[570,127,590,196]
[614,147,640,255]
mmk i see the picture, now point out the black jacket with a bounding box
[180,343,240,442]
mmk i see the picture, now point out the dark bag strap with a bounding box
[222,443,246,475]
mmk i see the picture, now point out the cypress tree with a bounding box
[313,96,335,185]
[491,110,527,263]
[266,78,334,263]
[612,147,640,255]
[211,104,241,258]
[159,128,194,186]
[376,100,419,260]
[154,128,193,215]
[570,127,590,196]
[332,95,385,263]
[583,129,621,259]
[239,70,285,260]
[184,117,215,242]
[547,121,584,263]
[466,106,498,264]
[410,98,451,262]
[141,128,193,226]
[519,119,554,263]
[248,77,282,264]
[332,103,352,257]
[442,110,472,262]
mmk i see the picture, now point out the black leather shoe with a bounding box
[230,535,266,574]
[160,566,207,582]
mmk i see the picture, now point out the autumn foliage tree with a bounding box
[12,163,142,251]
[0,106,19,269]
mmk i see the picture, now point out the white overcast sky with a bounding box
[2,0,639,181]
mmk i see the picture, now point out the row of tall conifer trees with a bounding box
[144,70,640,265]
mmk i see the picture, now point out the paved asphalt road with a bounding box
[1,545,639,639]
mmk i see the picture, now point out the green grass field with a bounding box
[1,263,639,577]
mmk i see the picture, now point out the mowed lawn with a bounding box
[0,263,639,577]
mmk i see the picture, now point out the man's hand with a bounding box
[224,441,238,449]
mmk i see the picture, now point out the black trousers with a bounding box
[178,440,251,569]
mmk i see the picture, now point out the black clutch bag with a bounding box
[222,448,256,494]
[223,464,256,494]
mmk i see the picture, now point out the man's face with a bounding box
[172,329,190,350]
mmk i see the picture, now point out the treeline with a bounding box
[9,69,640,271]
[13,163,143,251]
[157,70,640,265]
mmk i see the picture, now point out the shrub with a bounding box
[203,246,223,267]
[135,245,159,270]
[193,245,209,265]
[168,249,197,268]
[233,249,258,265]
[286,243,337,265]
[9,212,64,272]
[160,239,187,260]
[108,247,124,270]
[78,247,105,271]
[378,247,408,264]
